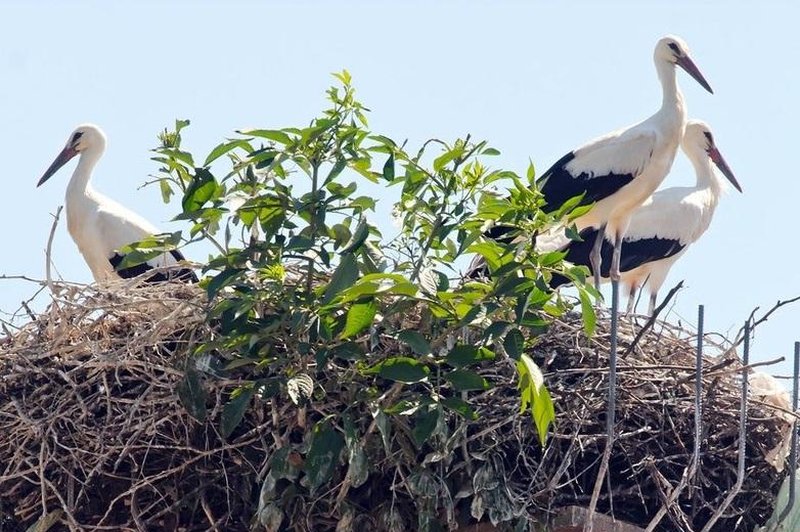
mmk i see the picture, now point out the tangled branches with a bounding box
[0,282,791,531]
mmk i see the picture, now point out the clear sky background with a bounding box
[1,2,798,378]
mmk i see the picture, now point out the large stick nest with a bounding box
[0,282,791,531]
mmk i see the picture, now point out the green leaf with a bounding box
[115,249,163,270]
[256,378,283,399]
[331,223,352,249]
[552,193,587,220]
[441,397,478,420]
[445,369,491,391]
[305,419,345,494]
[206,268,244,299]
[446,345,495,368]
[325,157,347,184]
[456,304,486,327]
[539,250,567,268]
[495,276,536,297]
[159,179,174,204]
[329,342,365,361]
[482,147,501,156]
[333,69,352,85]
[382,153,395,181]
[526,159,536,183]
[343,417,369,489]
[433,147,462,172]
[373,408,392,453]
[177,367,207,422]
[578,286,597,337]
[565,224,583,242]
[340,298,377,339]
[398,330,431,355]
[322,253,359,304]
[220,386,255,439]
[175,118,190,133]
[412,405,441,445]
[339,217,369,254]
[418,267,439,296]
[503,329,525,360]
[203,139,251,166]
[516,353,555,447]
[159,148,194,167]
[482,321,511,343]
[566,203,594,221]
[350,196,376,211]
[182,167,219,213]
[240,128,294,146]
[366,357,430,383]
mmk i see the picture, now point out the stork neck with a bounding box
[656,59,684,113]
[689,154,722,201]
[66,147,103,199]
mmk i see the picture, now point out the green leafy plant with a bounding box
[139,71,597,515]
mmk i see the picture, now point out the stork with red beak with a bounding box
[536,35,713,288]
[554,120,742,314]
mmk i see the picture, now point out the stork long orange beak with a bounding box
[708,146,742,193]
[676,54,713,94]
[37,146,78,187]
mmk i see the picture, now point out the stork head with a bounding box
[37,124,107,187]
[682,120,742,193]
[655,35,713,94]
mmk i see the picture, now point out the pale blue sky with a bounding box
[1,2,798,377]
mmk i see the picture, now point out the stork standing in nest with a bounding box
[536,35,714,289]
[553,120,742,315]
[37,124,197,283]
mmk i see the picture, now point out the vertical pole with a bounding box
[585,280,622,530]
[700,320,750,532]
[693,305,704,484]
[737,321,749,486]
[778,341,800,525]
[608,280,619,442]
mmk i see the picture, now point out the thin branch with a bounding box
[45,206,63,295]
[623,281,684,357]
[731,295,800,348]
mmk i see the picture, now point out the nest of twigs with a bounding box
[0,281,791,531]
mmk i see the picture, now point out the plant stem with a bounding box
[410,216,443,283]
[198,229,227,255]
[306,163,320,296]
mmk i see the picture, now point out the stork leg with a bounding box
[625,283,638,315]
[609,231,622,283]
[607,266,620,460]
[648,292,658,316]
[589,224,607,291]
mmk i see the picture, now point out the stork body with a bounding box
[554,120,742,314]
[37,124,197,283]
[536,35,712,286]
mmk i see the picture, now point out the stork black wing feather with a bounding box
[109,251,198,284]
[537,151,636,213]
[551,228,685,287]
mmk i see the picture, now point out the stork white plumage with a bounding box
[554,120,742,314]
[536,35,713,288]
[37,124,197,283]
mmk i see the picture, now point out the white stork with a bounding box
[37,124,197,283]
[553,120,742,314]
[536,35,713,288]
